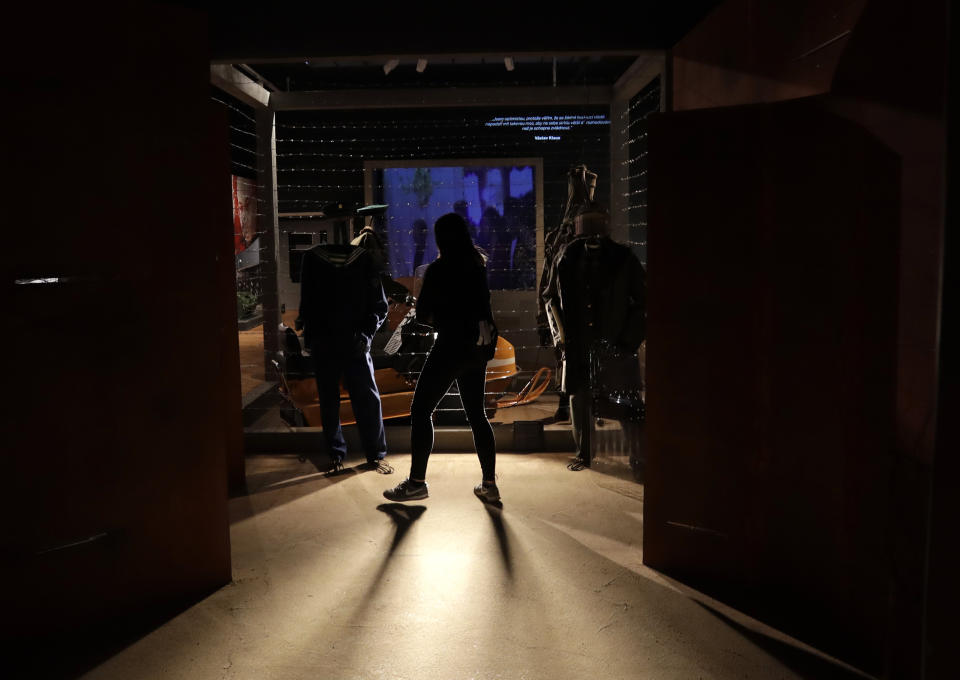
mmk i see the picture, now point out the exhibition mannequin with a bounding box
[545,202,646,469]
[538,164,598,420]
[298,241,392,474]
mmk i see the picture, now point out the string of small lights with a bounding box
[623,76,659,268]
[277,134,608,144]
[230,125,258,138]
[625,86,660,113]
[276,180,590,190]
[275,143,606,159]
[274,200,573,212]
[230,142,257,156]
[211,95,257,124]
[277,116,612,131]
[212,91,258,179]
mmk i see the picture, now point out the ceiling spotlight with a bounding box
[416,58,428,73]
[504,57,515,72]
[383,58,399,75]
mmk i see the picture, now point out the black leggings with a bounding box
[409,343,496,481]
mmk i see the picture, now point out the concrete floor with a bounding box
[81,453,868,680]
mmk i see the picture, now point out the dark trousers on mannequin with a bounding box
[569,387,593,464]
[312,341,387,463]
[565,350,592,464]
[409,342,495,481]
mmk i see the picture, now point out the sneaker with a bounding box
[383,479,428,502]
[566,457,590,471]
[474,482,501,503]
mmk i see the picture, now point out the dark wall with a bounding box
[671,0,868,110]
[1,3,236,671]
[646,100,899,673]
[646,0,948,676]
[674,1,947,477]
[924,6,956,678]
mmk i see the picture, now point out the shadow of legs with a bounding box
[376,503,428,556]
[482,503,513,579]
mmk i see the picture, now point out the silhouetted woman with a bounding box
[383,212,499,503]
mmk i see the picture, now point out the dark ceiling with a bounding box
[195,2,724,97]
[193,2,723,64]
[243,55,643,93]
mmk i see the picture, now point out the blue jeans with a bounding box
[312,341,387,463]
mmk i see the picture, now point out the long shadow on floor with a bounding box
[318,503,427,667]
[482,502,513,579]
[245,453,399,495]
[242,451,340,494]
[693,601,873,680]
[230,456,382,524]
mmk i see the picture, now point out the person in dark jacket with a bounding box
[383,213,499,502]
[299,243,392,474]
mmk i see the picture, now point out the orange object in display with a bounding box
[281,335,520,427]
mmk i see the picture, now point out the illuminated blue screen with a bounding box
[378,164,537,290]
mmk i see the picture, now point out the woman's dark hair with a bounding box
[434,212,483,267]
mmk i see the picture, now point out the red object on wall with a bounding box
[232,175,258,254]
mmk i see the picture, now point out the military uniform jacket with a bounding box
[551,237,646,390]
[298,244,388,347]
